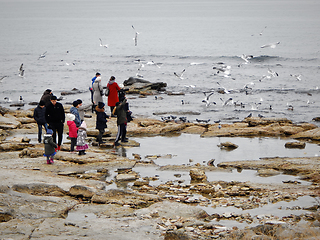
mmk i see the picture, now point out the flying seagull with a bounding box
[290,74,302,81]
[132,25,139,46]
[0,76,9,82]
[99,38,108,48]
[174,69,185,80]
[38,51,47,60]
[202,91,215,107]
[261,42,280,48]
[18,63,25,77]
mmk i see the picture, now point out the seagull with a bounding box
[213,65,231,77]
[220,97,233,106]
[99,38,108,48]
[238,54,253,67]
[132,25,139,46]
[174,69,185,80]
[259,26,267,36]
[261,42,280,48]
[267,68,279,77]
[150,61,161,68]
[0,76,8,82]
[243,81,255,90]
[19,69,25,77]
[216,82,231,94]
[246,113,252,118]
[38,51,47,60]
[19,96,24,103]
[290,74,302,81]
[202,91,215,107]
[4,97,12,103]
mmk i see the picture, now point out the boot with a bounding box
[46,159,51,164]
[50,158,54,164]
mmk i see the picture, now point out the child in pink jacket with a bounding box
[66,113,78,152]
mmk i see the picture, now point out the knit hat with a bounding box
[98,101,105,109]
[66,113,75,121]
[46,129,53,135]
[80,121,87,129]
[72,100,79,107]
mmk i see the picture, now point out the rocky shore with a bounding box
[1,105,320,239]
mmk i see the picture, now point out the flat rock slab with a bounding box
[218,156,320,175]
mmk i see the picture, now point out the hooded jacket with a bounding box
[113,99,127,126]
[76,126,87,146]
[107,80,121,107]
[95,106,109,130]
[33,105,46,125]
[67,120,78,138]
[43,134,57,156]
[70,106,81,127]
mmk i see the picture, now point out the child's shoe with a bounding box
[57,145,61,151]
[50,158,54,164]
[46,159,51,164]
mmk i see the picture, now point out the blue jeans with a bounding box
[38,123,48,143]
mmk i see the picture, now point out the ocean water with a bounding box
[0,0,320,126]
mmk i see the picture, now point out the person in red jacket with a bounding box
[66,113,78,152]
[106,76,121,117]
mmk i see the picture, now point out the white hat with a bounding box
[66,113,75,121]
[80,121,87,129]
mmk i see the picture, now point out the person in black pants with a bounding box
[95,101,109,145]
[45,95,65,151]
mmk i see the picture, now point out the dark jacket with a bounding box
[95,106,109,130]
[45,102,65,125]
[113,99,127,126]
[40,90,52,107]
[43,134,57,156]
[33,105,46,125]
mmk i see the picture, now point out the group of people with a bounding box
[34,73,133,164]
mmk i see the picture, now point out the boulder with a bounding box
[218,141,238,150]
[285,141,306,149]
[189,168,207,183]
[12,183,68,196]
[0,114,21,129]
[91,189,161,207]
[292,128,320,141]
[69,185,95,198]
[0,142,34,152]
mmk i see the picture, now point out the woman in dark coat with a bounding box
[40,89,52,107]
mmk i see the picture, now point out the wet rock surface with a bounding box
[0,108,320,239]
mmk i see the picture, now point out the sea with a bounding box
[0,0,320,126]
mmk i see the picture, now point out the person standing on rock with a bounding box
[76,121,89,155]
[45,95,65,151]
[43,129,57,164]
[113,98,128,146]
[90,72,100,113]
[66,113,78,153]
[106,76,121,117]
[95,101,109,145]
[33,100,48,143]
[92,74,104,112]
[40,89,53,107]
[70,100,81,127]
